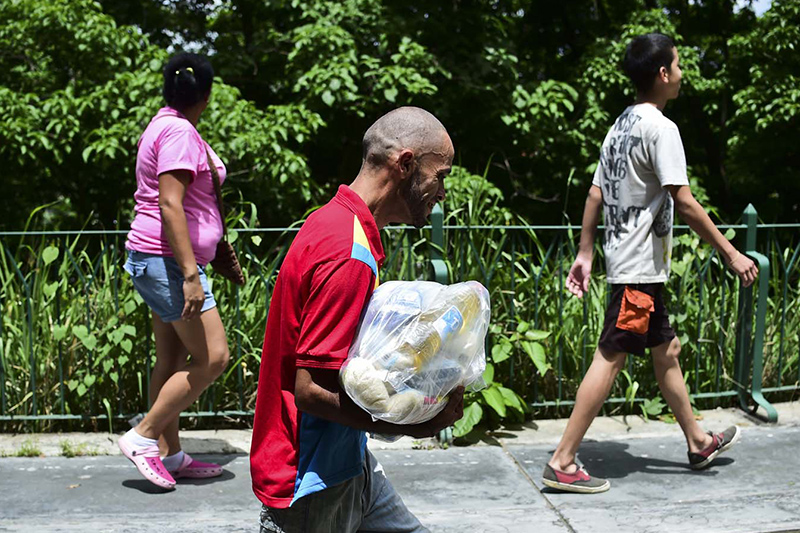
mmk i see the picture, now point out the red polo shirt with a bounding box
[250,185,385,508]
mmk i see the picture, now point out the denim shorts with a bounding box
[124,250,216,322]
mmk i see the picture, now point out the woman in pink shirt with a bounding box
[119,53,230,490]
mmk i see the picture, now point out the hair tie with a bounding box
[174,67,195,76]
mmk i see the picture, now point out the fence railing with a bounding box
[0,223,432,428]
[436,205,797,423]
[0,205,797,429]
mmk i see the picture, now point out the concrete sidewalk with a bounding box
[2,403,800,532]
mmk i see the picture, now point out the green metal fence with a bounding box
[0,224,432,428]
[0,205,797,428]
[435,204,798,422]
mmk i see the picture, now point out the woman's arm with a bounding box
[158,170,205,320]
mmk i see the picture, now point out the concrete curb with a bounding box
[2,401,798,458]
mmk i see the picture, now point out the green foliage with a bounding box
[0,0,323,229]
[727,0,800,219]
[1,196,799,431]
[641,396,666,419]
[59,440,100,457]
[15,439,42,457]
[2,0,800,432]
[453,402,483,438]
[619,370,640,409]
[442,164,516,227]
[286,1,443,114]
[453,361,528,438]
[3,0,800,228]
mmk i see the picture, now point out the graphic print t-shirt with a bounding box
[592,104,690,284]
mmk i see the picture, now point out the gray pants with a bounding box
[259,450,429,533]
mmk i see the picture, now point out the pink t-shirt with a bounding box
[126,107,226,266]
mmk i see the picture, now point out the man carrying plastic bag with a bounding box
[251,107,464,533]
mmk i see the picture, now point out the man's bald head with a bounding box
[361,107,450,168]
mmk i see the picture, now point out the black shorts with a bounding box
[598,283,676,357]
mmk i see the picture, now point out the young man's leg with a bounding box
[650,337,711,452]
[650,337,740,468]
[549,347,627,470]
[543,347,625,493]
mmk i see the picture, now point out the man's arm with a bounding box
[567,185,603,298]
[295,367,464,439]
[666,185,758,287]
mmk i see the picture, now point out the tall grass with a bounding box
[0,218,431,431]
[439,168,800,422]
[0,170,798,432]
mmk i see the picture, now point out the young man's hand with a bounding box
[566,254,592,298]
[407,386,465,438]
[730,252,759,287]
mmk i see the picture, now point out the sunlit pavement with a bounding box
[2,405,799,533]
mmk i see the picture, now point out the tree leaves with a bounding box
[0,0,325,229]
[383,87,398,102]
[4,0,796,229]
[522,340,550,377]
[41,246,59,265]
[481,386,506,418]
[491,342,512,363]
[453,402,483,438]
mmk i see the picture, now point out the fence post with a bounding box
[734,204,777,422]
[429,204,449,284]
[734,207,755,410]
[428,204,452,444]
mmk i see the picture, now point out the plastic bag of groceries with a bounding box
[340,280,491,426]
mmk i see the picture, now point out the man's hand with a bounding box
[407,386,465,439]
[729,251,759,288]
[566,254,592,298]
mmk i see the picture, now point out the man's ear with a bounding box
[396,149,415,179]
[658,66,669,84]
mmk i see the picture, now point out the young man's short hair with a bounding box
[622,33,676,93]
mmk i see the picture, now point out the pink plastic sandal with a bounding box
[118,434,176,490]
[170,453,223,479]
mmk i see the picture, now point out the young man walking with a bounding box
[251,107,463,532]
[543,33,759,494]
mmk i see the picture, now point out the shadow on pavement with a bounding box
[121,479,175,494]
[567,440,734,481]
[122,469,237,492]
[176,469,237,486]
[120,454,242,492]
[454,422,543,447]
